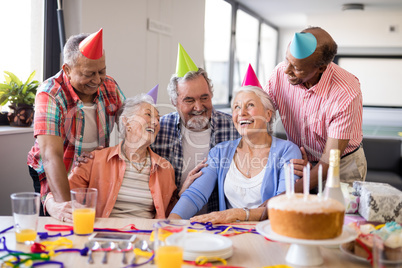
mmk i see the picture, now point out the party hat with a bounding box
[289,32,317,59]
[176,43,198,77]
[147,84,158,103]
[242,64,262,89]
[79,28,103,60]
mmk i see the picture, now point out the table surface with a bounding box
[0,216,371,268]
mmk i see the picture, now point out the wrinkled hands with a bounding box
[178,158,208,197]
[291,147,310,180]
[190,208,244,224]
[45,198,73,223]
[74,146,104,167]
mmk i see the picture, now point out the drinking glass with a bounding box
[70,188,97,235]
[10,192,40,244]
[154,220,185,268]
[372,234,402,268]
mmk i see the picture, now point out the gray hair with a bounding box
[167,67,213,106]
[63,33,90,66]
[231,86,276,135]
[117,94,157,139]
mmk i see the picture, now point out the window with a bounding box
[204,0,279,107]
[233,9,259,90]
[0,0,44,111]
[258,23,278,87]
[204,0,232,105]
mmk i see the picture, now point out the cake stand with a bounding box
[256,221,358,266]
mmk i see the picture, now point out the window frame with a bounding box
[210,0,279,108]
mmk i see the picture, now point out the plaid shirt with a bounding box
[150,109,240,212]
[27,70,125,201]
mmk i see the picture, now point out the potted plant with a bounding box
[0,71,39,127]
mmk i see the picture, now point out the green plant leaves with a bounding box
[0,70,40,106]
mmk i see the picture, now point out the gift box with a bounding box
[353,181,402,223]
[342,183,359,214]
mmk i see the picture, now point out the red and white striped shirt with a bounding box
[264,62,363,162]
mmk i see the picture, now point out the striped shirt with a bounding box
[27,70,125,201]
[110,156,155,219]
[264,62,363,162]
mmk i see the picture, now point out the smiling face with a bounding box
[232,91,272,137]
[63,54,106,102]
[175,75,213,131]
[124,102,160,148]
[284,48,327,89]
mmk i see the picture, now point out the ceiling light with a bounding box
[342,3,364,11]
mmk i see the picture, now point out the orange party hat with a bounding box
[79,28,103,60]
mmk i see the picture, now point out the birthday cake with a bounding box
[268,194,345,240]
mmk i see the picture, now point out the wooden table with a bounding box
[0,216,370,268]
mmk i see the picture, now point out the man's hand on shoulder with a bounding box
[74,146,104,167]
[178,158,208,197]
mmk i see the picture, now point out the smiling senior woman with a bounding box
[169,85,302,223]
[45,94,177,222]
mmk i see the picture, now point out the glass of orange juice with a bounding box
[10,192,40,244]
[154,220,185,268]
[70,188,97,235]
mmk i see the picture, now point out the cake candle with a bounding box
[290,163,295,195]
[318,164,323,198]
[303,163,310,201]
[285,163,291,198]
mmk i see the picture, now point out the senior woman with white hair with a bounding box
[45,94,177,222]
[169,86,302,223]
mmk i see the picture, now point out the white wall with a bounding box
[308,11,402,48]
[64,0,205,115]
[276,10,402,61]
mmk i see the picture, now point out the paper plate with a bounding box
[166,232,232,253]
[181,247,233,261]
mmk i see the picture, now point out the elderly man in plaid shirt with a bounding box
[151,44,240,214]
[27,29,125,216]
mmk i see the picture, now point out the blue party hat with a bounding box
[289,32,317,59]
[147,84,158,104]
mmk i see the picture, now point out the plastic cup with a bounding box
[156,245,183,268]
[10,192,40,244]
[70,188,97,235]
[154,220,186,268]
[372,235,402,268]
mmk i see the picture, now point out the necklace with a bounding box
[123,147,149,174]
[235,152,251,177]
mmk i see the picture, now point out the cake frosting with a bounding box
[268,194,345,212]
[268,194,345,240]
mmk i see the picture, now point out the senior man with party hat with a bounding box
[151,43,240,214]
[263,26,366,201]
[27,28,126,217]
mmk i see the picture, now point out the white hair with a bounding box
[117,94,156,139]
[231,86,276,135]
